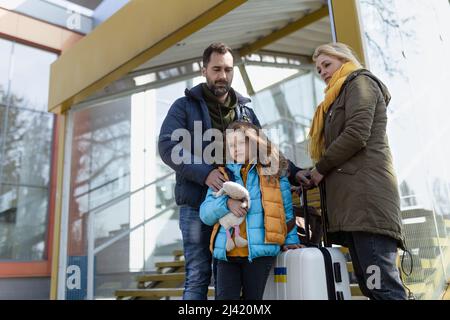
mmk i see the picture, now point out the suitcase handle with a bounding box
[318,182,331,247]
[300,187,311,245]
[301,183,331,247]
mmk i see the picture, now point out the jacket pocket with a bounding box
[335,159,363,175]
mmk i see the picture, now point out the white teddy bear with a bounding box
[213,181,251,252]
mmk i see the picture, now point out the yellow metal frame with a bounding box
[237,64,255,96]
[329,0,366,66]
[49,114,67,299]
[443,284,450,300]
[239,6,329,57]
[48,0,247,114]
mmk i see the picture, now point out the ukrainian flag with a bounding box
[274,267,287,283]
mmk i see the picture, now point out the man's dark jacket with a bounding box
[158,83,300,209]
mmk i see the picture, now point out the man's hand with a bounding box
[227,198,248,218]
[205,169,227,192]
[295,170,313,189]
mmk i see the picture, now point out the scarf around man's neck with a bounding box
[202,83,237,132]
[308,61,361,162]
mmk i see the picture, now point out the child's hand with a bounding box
[227,199,248,218]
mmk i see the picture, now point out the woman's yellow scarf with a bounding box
[308,62,361,162]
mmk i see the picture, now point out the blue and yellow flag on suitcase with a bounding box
[274,267,287,283]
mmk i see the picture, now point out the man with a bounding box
[158,43,305,300]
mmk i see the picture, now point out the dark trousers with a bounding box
[179,206,216,300]
[216,256,275,300]
[345,231,407,300]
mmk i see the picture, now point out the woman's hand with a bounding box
[310,167,324,186]
[295,170,314,189]
[282,244,306,251]
[227,198,248,218]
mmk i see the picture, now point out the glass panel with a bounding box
[8,42,57,112]
[0,38,12,106]
[1,107,54,186]
[252,90,278,125]
[90,177,180,300]
[66,95,132,299]
[359,0,450,299]
[0,184,49,260]
[0,38,55,263]
[245,66,299,92]
[66,79,192,298]
[0,106,5,155]
[252,72,325,167]
[93,198,130,249]
[152,81,189,184]
[93,233,136,299]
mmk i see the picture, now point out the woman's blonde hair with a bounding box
[225,121,288,181]
[312,42,363,68]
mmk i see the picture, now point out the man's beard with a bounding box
[206,79,231,97]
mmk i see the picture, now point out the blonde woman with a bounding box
[300,42,407,300]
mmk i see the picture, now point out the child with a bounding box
[200,121,301,300]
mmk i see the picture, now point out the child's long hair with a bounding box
[224,121,288,182]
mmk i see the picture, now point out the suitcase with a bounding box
[263,184,351,300]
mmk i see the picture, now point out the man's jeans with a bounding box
[179,205,214,300]
[345,231,407,300]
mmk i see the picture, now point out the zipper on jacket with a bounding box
[246,215,252,262]
[218,103,225,132]
[224,165,248,262]
[246,164,257,262]
[240,105,251,122]
[222,164,256,262]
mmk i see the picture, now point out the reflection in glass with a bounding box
[0,107,53,259]
[0,38,13,105]
[252,71,325,168]
[1,107,54,186]
[9,42,57,112]
[0,38,56,262]
[0,185,49,260]
[0,106,4,156]
[359,0,450,299]
[66,84,183,298]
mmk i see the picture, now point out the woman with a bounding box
[301,42,407,300]
[200,121,301,300]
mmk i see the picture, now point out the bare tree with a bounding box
[0,86,54,260]
[431,178,450,217]
[360,0,416,77]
